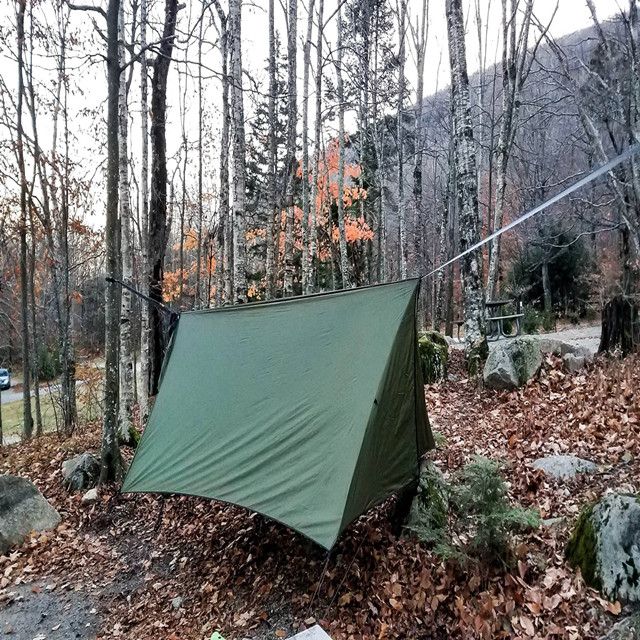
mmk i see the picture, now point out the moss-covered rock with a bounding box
[567,494,640,603]
[418,331,449,384]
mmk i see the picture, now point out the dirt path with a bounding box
[0,583,100,639]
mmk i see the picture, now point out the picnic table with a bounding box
[486,299,523,341]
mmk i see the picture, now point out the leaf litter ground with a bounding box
[1,351,639,639]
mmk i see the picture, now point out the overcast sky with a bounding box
[0,0,621,227]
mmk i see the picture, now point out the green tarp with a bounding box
[122,279,434,549]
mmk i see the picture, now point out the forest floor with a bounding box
[1,350,639,639]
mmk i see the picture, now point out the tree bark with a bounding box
[309,0,324,292]
[139,0,150,421]
[445,0,487,373]
[282,0,298,297]
[118,0,135,443]
[397,0,408,279]
[101,0,126,483]
[486,0,533,300]
[148,0,179,394]
[336,1,350,289]
[265,0,278,298]
[229,0,247,303]
[16,0,33,440]
[301,0,316,293]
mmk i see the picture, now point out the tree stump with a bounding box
[599,295,640,355]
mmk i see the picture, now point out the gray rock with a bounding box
[62,452,100,492]
[0,475,61,554]
[81,488,98,504]
[483,337,543,390]
[600,612,640,639]
[563,352,586,373]
[542,517,566,529]
[532,455,598,478]
[568,494,640,603]
[171,596,183,610]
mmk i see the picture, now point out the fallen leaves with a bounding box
[1,352,637,639]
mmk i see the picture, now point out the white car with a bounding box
[0,368,10,390]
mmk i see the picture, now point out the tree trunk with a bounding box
[336,2,350,289]
[139,0,150,422]
[542,259,552,312]
[148,0,179,394]
[397,0,408,279]
[265,0,278,298]
[118,0,135,443]
[301,0,315,293]
[282,0,298,297]
[28,196,43,436]
[16,0,33,440]
[413,0,429,281]
[309,0,324,292]
[101,0,126,483]
[229,0,247,303]
[446,0,487,375]
[486,0,533,300]
[599,295,639,355]
[196,12,204,308]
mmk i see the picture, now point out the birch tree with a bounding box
[445,0,487,373]
[118,0,135,442]
[396,0,408,279]
[265,0,278,298]
[282,0,298,296]
[138,0,150,421]
[228,0,247,303]
[411,0,429,277]
[301,0,316,293]
[486,0,537,300]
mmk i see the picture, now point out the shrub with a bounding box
[452,457,539,565]
[522,307,540,334]
[38,344,62,381]
[406,456,539,568]
[541,310,556,332]
[405,463,449,545]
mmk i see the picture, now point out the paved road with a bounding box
[449,324,601,353]
[1,379,84,405]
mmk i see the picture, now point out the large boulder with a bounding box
[483,337,543,390]
[533,455,598,479]
[62,452,100,492]
[418,331,448,384]
[0,475,61,553]
[567,494,640,603]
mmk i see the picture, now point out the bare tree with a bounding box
[486,0,538,300]
[139,0,150,421]
[228,0,247,303]
[118,0,135,442]
[16,0,33,439]
[301,0,316,293]
[282,0,298,296]
[308,0,325,291]
[445,0,487,372]
[102,0,126,482]
[397,0,408,279]
[148,0,180,393]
